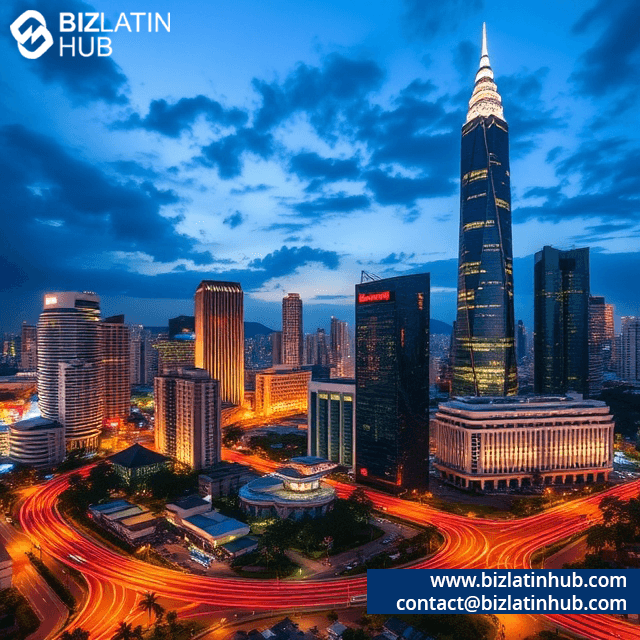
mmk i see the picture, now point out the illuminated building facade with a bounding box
[282,293,303,367]
[129,325,155,385]
[621,317,640,382]
[355,274,430,492]
[270,331,282,366]
[434,396,614,490]
[534,246,590,397]
[101,315,131,428]
[155,367,221,470]
[253,366,312,417]
[20,322,37,372]
[9,417,65,467]
[330,317,354,378]
[37,292,103,450]
[195,281,244,405]
[588,297,606,398]
[155,339,195,374]
[452,25,517,397]
[604,303,615,371]
[308,380,355,470]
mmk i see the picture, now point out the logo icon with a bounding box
[10,10,53,59]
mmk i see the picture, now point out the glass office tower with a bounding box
[355,274,430,492]
[534,245,590,396]
[452,24,517,396]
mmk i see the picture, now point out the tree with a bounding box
[111,622,143,640]
[61,629,90,640]
[138,591,165,627]
[347,487,373,523]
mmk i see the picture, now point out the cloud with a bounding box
[401,0,483,39]
[252,53,384,136]
[0,124,211,274]
[223,211,245,228]
[380,252,415,265]
[365,169,454,206]
[289,152,360,182]
[196,128,273,179]
[453,40,476,79]
[113,95,247,137]
[292,193,370,219]
[230,184,272,195]
[248,245,340,276]
[5,0,129,105]
[572,0,640,98]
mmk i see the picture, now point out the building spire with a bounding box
[466,23,505,123]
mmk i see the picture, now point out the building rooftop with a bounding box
[10,417,62,432]
[290,456,327,466]
[168,495,209,511]
[89,499,133,514]
[186,513,248,538]
[444,395,609,413]
[221,536,258,554]
[109,443,170,469]
[0,542,11,563]
[199,461,254,481]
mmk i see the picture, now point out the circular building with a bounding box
[239,456,336,520]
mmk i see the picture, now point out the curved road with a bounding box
[18,453,640,640]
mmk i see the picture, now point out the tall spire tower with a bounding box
[452,24,517,396]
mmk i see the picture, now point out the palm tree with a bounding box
[111,622,143,640]
[138,591,165,627]
[61,630,90,640]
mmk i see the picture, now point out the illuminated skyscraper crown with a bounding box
[466,23,505,123]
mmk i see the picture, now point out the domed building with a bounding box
[239,456,336,520]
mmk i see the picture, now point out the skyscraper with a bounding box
[516,320,527,364]
[534,246,590,396]
[129,325,155,385]
[588,296,606,398]
[195,281,244,405]
[452,25,517,397]
[20,322,37,372]
[330,317,354,378]
[355,273,430,492]
[282,293,303,367]
[621,317,640,382]
[604,303,615,372]
[37,292,103,450]
[101,315,131,428]
[155,368,221,470]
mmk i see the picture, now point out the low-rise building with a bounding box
[221,536,259,558]
[89,499,159,544]
[0,544,12,590]
[166,495,211,522]
[434,396,615,491]
[177,511,250,549]
[9,417,65,467]
[198,461,257,499]
[109,443,171,486]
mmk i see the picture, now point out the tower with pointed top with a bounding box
[452,24,517,396]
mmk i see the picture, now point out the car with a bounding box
[382,537,392,545]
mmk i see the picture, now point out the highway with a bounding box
[18,452,640,640]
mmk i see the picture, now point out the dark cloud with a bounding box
[453,40,476,79]
[289,152,360,182]
[110,160,159,180]
[252,53,384,136]
[5,0,128,105]
[264,223,308,233]
[380,252,415,265]
[401,0,483,39]
[223,211,245,228]
[196,128,273,179]
[0,124,211,274]
[572,0,640,98]
[248,245,340,276]
[365,169,454,206]
[230,184,272,195]
[113,96,247,137]
[313,294,352,300]
[292,193,369,219]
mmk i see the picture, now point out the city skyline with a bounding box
[1,1,639,334]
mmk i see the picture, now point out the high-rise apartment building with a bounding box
[101,315,131,428]
[516,320,527,364]
[588,296,606,398]
[604,303,615,372]
[534,246,590,396]
[452,25,517,397]
[129,325,155,385]
[270,331,282,366]
[154,368,221,470]
[195,281,244,405]
[37,292,103,450]
[621,317,640,382]
[355,273,430,492]
[282,293,303,367]
[20,322,37,372]
[330,317,354,378]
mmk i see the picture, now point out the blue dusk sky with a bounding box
[0,0,639,334]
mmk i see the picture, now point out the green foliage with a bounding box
[138,592,164,626]
[363,614,497,640]
[146,610,198,640]
[586,494,640,553]
[27,552,75,610]
[111,621,143,640]
[0,587,40,639]
[223,425,244,446]
[61,629,91,640]
[56,448,90,472]
[59,463,123,516]
[143,467,198,501]
[248,433,306,462]
[341,629,368,640]
[326,610,339,622]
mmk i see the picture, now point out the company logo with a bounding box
[358,290,393,304]
[10,10,53,59]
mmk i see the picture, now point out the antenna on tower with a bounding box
[361,270,382,283]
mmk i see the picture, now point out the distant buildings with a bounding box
[534,246,590,397]
[270,331,282,366]
[195,281,244,405]
[239,457,337,520]
[516,320,527,364]
[101,315,131,428]
[355,273,430,492]
[588,296,606,397]
[168,315,195,340]
[452,25,517,397]
[282,293,303,367]
[9,417,65,467]
[330,317,354,378]
[433,396,614,491]
[308,379,355,471]
[129,324,156,386]
[154,368,221,470]
[20,322,37,372]
[37,292,102,450]
[621,317,640,382]
[253,367,312,417]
